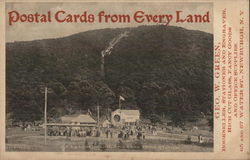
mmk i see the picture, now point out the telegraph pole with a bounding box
[118,97,121,109]
[97,105,100,131]
[44,87,47,145]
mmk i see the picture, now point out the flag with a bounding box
[88,109,92,116]
[119,96,125,101]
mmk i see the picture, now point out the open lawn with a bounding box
[6,127,213,152]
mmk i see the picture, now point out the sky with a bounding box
[6,2,213,42]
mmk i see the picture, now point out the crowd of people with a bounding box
[47,127,101,137]
[13,120,165,141]
[45,124,156,140]
[117,125,146,139]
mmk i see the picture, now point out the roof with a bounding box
[121,110,140,116]
[47,123,96,127]
[102,120,111,124]
[61,114,96,123]
[114,109,140,116]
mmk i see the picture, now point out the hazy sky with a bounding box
[6,2,213,42]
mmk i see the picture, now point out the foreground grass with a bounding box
[6,128,213,152]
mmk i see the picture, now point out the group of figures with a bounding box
[116,125,147,140]
[47,127,101,137]
[46,124,153,139]
[18,122,42,131]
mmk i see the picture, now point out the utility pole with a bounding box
[118,96,125,110]
[97,105,100,131]
[44,87,47,145]
[118,97,121,110]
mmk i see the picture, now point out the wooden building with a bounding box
[111,109,140,126]
[60,114,97,126]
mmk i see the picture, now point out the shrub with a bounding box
[100,144,107,151]
[132,140,143,150]
[84,140,90,151]
[184,135,192,144]
[117,140,126,149]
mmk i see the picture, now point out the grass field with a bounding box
[6,127,213,152]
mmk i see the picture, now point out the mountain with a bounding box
[6,25,213,125]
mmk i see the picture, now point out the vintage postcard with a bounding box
[0,0,249,159]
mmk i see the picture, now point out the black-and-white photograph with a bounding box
[6,2,213,152]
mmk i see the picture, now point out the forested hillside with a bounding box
[6,25,213,126]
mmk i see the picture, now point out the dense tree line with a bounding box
[6,25,213,126]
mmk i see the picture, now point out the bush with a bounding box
[184,135,192,144]
[132,140,143,150]
[117,140,126,149]
[149,114,161,124]
[84,140,90,151]
[100,144,107,151]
